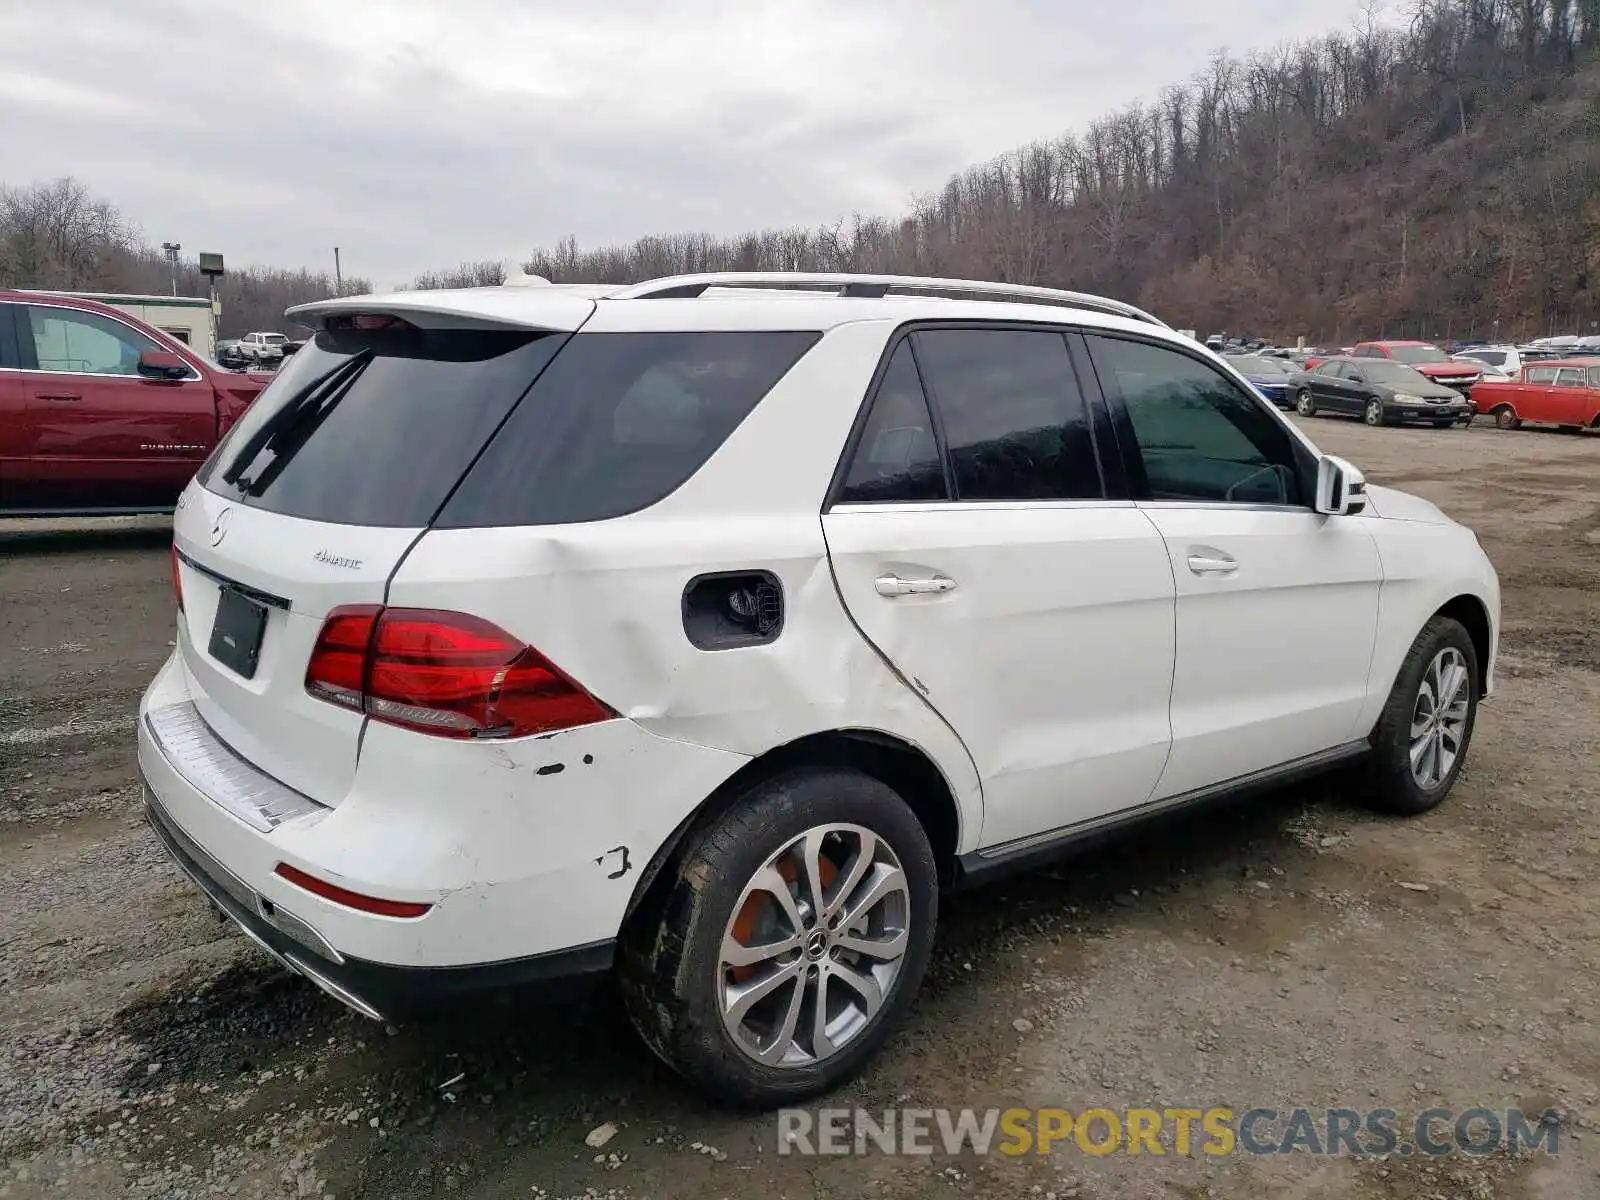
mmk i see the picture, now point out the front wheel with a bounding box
[1360,616,1479,815]
[1295,390,1317,417]
[619,767,938,1106]
[1364,398,1386,426]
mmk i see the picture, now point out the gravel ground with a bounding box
[1,418,1596,1200]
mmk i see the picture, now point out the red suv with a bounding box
[0,292,274,515]
[1352,341,1480,392]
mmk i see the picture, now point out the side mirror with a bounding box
[1315,455,1367,516]
[137,350,189,380]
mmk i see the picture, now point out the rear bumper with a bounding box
[142,782,611,1020]
[137,647,746,1001]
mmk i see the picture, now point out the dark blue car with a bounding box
[1224,354,1297,409]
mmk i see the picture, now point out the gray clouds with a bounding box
[1,0,1368,286]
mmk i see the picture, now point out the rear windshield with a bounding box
[1389,345,1450,365]
[435,330,819,528]
[200,326,564,527]
[1464,349,1506,367]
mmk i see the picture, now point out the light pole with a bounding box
[160,242,181,296]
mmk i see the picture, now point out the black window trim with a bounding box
[824,319,1123,512]
[0,302,21,370]
[1081,328,1320,512]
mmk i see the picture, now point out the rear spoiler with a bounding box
[287,289,596,333]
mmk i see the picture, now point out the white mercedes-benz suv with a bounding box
[139,272,1499,1106]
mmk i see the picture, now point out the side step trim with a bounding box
[956,740,1369,887]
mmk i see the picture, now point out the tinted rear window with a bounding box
[201,327,563,527]
[436,331,819,528]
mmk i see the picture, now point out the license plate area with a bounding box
[209,586,268,679]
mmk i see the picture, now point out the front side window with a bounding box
[911,328,1101,501]
[1088,335,1304,506]
[24,306,160,376]
[1527,366,1558,384]
[836,342,947,503]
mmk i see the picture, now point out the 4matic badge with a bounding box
[314,549,363,570]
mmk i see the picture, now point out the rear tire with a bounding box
[1493,406,1521,430]
[618,767,938,1107]
[1360,617,1479,816]
[1296,390,1317,417]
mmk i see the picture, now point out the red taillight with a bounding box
[305,606,615,739]
[171,544,184,611]
[273,862,432,918]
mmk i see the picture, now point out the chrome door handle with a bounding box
[1186,550,1238,576]
[874,573,957,597]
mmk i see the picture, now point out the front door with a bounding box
[822,327,1177,850]
[1084,333,1383,799]
[11,302,217,510]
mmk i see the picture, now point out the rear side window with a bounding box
[836,342,948,503]
[438,331,819,528]
[911,328,1101,501]
[202,326,564,527]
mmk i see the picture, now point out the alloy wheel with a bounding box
[1365,399,1383,426]
[1409,647,1470,791]
[718,824,910,1068]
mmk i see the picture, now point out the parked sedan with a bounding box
[1292,357,1475,427]
[1224,353,1297,408]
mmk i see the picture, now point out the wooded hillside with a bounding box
[516,0,1600,345]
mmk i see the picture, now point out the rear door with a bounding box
[1085,332,1382,799]
[11,302,217,509]
[822,326,1176,849]
[171,303,587,806]
[1547,367,1592,425]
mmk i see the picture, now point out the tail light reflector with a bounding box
[305,606,615,739]
[273,862,432,919]
[171,544,185,611]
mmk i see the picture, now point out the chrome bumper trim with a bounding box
[144,702,326,833]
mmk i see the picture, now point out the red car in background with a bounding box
[1470,359,1600,431]
[0,291,275,515]
[1351,341,1481,392]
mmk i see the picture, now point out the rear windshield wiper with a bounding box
[221,350,374,491]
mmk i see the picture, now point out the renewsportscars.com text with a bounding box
[777,1106,1561,1158]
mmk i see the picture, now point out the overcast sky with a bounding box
[2,0,1369,288]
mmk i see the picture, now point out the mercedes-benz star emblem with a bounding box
[209,508,233,547]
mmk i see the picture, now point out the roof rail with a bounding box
[609,272,1168,328]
